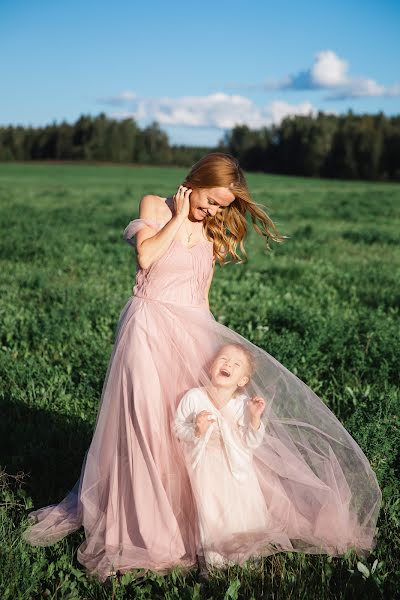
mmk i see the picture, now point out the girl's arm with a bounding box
[240,420,265,450]
[172,391,198,443]
[237,404,266,450]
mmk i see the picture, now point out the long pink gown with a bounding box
[22,212,382,582]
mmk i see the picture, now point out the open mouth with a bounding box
[219,368,231,378]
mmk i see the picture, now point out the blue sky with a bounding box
[1,0,399,146]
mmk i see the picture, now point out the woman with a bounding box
[22,153,381,582]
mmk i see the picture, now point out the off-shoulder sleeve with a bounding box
[122,218,164,246]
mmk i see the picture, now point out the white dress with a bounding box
[173,386,271,567]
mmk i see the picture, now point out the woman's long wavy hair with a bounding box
[182,152,287,265]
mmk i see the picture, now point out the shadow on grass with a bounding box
[0,396,94,508]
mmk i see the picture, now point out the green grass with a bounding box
[0,162,399,599]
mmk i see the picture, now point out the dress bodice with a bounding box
[123,218,214,307]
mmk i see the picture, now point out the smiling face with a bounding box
[210,345,250,390]
[188,186,236,221]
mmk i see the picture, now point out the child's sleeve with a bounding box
[172,390,198,443]
[237,401,266,450]
[240,420,266,450]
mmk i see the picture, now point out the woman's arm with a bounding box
[135,195,186,269]
[204,257,215,310]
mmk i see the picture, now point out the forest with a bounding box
[1,110,399,181]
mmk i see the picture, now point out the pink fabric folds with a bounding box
[22,216,382,582]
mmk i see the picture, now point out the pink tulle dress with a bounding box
[22,211,382,582]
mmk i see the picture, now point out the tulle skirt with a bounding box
[22,293,382,582]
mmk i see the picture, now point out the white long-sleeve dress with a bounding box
[173,386,271,567]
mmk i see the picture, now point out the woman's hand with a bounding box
[173,185,192,219]
[194,410,215,438]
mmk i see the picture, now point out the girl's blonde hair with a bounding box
[182,152,286,265]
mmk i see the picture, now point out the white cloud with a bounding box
[98,90,137,106]
[233,50,400,100]
[311,50,349,87]
[99,92,317,130]
[267,100,317,123]
[326,76,392,100]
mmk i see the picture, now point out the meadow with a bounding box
[0,162,399,599]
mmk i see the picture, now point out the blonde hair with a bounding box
[182,152,286,265]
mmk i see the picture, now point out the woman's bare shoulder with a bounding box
[139,194,172,223]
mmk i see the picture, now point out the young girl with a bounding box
[173,343,270,569]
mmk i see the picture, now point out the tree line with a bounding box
[0,110,399,181]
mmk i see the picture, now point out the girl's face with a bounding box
[210,345,250,389]
[188,187,235,220]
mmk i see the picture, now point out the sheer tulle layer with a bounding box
[22,218,381,581]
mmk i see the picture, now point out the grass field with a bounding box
[0,162,399,599]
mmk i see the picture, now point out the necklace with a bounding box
[183,219,193,243]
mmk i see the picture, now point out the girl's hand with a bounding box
[173,185,192,220]
[247,396,266,419]
[194,410,215,438]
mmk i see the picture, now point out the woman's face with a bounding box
[188,186,235,220]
